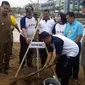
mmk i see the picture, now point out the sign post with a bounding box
[29,42,46,77]
[15,42,46,78]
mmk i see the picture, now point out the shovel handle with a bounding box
[11,64,55,83]
[27,64,54,77]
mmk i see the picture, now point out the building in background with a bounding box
[11,0,85,17]
[40,0,84,13]
[69,0,84,13]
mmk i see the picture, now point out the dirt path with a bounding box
[0,43,84,85]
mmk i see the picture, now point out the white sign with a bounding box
[29,42,45,48]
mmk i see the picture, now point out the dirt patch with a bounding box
[10,77,44,85]
[0,43,85,85]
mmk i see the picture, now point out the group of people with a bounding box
[39,11,83,85]
[0,0,85,85]
[19,4,84,85]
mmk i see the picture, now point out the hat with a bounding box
[39,31,50,39]
[25,5,33,11]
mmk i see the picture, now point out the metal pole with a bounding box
[59,0,61,12]
[78,0,80,13]
[36,48,40,77]
[36,0,40,78]
[65,0,70,13]
[72,0,75,12]
[53,0,55,13]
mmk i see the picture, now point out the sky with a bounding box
[0,0,48,7]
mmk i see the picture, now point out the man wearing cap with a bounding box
[39,31,79,85]
[19,5,37,67]
[39,9,55,66]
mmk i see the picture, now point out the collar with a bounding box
[43,17,50,21]
[26,16,32,19]
[71,20,76,25]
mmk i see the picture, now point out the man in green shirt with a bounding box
[0,1,11,74]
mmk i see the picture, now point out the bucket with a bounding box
[43,78,61,85]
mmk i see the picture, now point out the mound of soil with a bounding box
[10,77,44,85]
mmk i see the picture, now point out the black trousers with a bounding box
[19,35,33,66]
[71,42,81,80]
[56,55,72,85]
[0,42,11,71]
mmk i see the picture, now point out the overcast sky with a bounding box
[0,0,48,7]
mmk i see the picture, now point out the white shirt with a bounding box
[21,17,36,39]
[39,18,55,34]
[54,23,66,36]
[53,35,79,57]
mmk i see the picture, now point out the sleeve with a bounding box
[10,16,17,25]
[52,24,56,34]
[20,17,26,29]
[77,23,83,35]
[53,38,64,54]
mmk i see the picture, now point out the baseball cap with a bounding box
[25,5,33,11]
[39,31,51,39]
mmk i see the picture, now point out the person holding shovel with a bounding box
[39,31,79,85]
[19,5,37,67]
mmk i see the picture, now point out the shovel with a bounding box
[26,64,53,78]
[11,64,54,82]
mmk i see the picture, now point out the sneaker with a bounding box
[4,66,12,70]
[73,79,78,83]
[53,75,61,81]
[70,76,73,80]
[2,70,8,74]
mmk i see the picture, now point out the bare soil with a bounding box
[0,43,85,85]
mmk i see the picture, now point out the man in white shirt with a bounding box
[39,9,55,34]
[39,9,55,66]
[19,5,37,67]
[39,31,79,85]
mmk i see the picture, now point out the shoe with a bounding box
[70,76,73,80]
[73,79,78,83]
[27,62,33,67]
[4,66,12,70]
[3,70,8,74]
